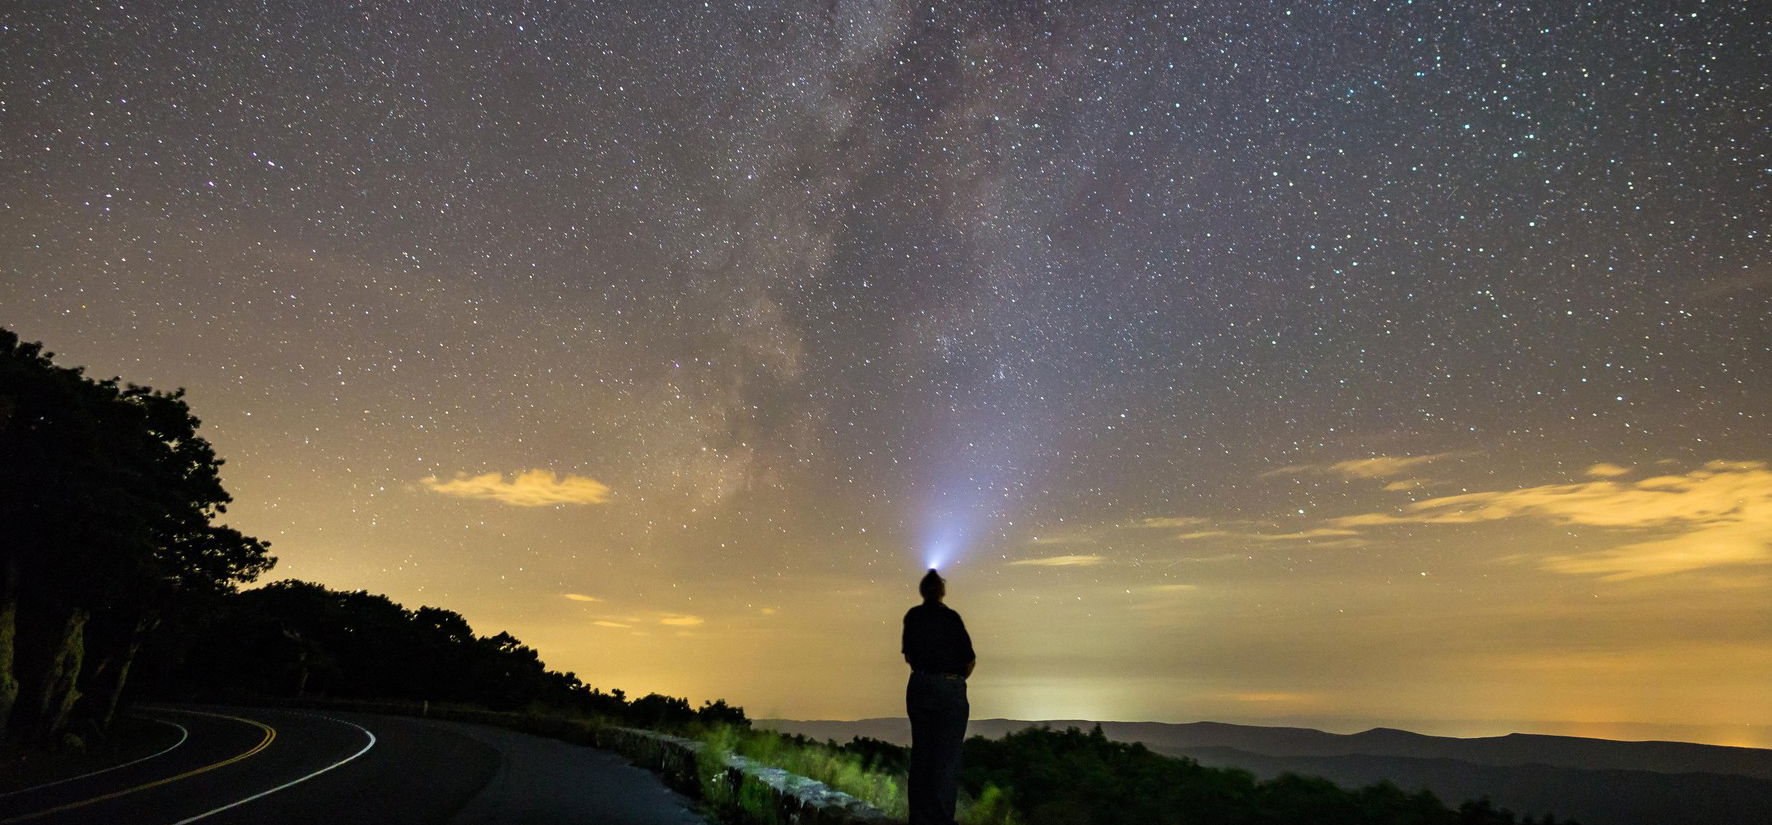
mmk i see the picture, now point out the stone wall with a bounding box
[594,726,894,825]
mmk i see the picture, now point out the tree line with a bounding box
[142,578,749,731]
[1,328,743,748]
[956,725,1580,825]
[758,725,1581,825]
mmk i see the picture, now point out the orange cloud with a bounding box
[562,593,601,602]
[421,469,611,507]
[1329,460,1772,579]
[659,613,705,627]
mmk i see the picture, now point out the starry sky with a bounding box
[4,1,1768,746]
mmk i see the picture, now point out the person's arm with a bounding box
[957,612,976,678]
[903,611,915,671]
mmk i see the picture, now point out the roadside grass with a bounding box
[694,724,1021,825]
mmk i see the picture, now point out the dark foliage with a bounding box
[1,328,272,744]
[954,725,1581,825]
[843,735,913,775]
[753,730,914,776]
[145,579,747,732]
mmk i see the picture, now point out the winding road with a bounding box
[0,707,708,825]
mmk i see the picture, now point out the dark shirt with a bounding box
[902,601,975,676]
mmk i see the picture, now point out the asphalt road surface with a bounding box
[0,706,709,825]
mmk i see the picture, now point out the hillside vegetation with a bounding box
[706,724,1578,825]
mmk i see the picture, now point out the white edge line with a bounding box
[170,714,377,825]
[0,718,190,799]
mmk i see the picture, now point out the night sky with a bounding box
[4,1,1768,746]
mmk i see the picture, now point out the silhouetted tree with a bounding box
[629,693,697,729]
[0,328,272,745]
[148,579,747,732]
[696,698,750,728]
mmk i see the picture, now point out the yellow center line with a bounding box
[1,710,277,824]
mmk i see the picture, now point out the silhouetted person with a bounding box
[902,569,975,825]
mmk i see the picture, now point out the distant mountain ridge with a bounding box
[756,717,1772,825]
[756,717,1772,780]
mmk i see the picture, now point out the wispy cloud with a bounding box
[1008,554,1108,567]
[1586,462,1631,478]
[592,620,630,629]
[1264,452,1469,480]
[1328,460,1772,579]
[1029,533,1097,546]
[1169,527,1363,547]
[1225,691,1324,706]
[1245,528,1361,542]
[421,469,612,507]
[1172,552,1247,563]
[659,613,705,627]
[562,593,601,602]
[1135,516,1210,529]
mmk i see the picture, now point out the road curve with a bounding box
[0,706,708,825]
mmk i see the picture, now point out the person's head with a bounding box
[919,568,946,602]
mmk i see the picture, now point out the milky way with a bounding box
[4,1,1767,743]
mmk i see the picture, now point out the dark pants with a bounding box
[907,671,969,825]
